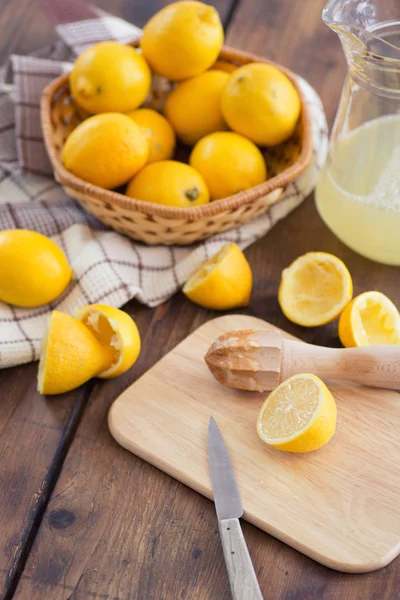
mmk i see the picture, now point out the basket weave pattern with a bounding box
[41,45,313,246]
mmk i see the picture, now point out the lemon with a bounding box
[141,1,224,80]
[37,311,113,395]
[257,373,337,453]
[70,41,151,114]
[165,70,229,145]
[183,243,252,310]
[221,63,301,146]
[62,113,149,189]
[278,252,353,327]
[0,229,72,307]
[190,132,267,200]
[75,304,141,378]
[126,161,209,208]
[127,108,176,164]
[338,291,400,348]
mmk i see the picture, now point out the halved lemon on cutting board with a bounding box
[257,373,337,453]
[183,243,252,310]
[38,311,113,395]
[338,291,400,348]
[75,304,141,378]
[278,252,353,327]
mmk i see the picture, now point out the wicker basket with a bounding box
[41,45,313,246]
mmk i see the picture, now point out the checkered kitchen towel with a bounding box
[0,0,328,368]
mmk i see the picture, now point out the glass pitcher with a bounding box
[315,0,400,265]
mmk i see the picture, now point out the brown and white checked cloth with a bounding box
[0,2,328,369]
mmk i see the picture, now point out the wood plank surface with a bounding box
[0,1,235,598]
[0,364,92,599]
[2,0,400,598]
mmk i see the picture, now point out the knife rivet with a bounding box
[227,527,230,530]
[231,551,235,555]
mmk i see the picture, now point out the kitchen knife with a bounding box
[208,416,263,600]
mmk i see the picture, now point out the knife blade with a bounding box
[208,416,263,600]
[208,416,243,521]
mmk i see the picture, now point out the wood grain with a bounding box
[5,0,400,599]
[281,342,400,389]
[0,363,92,599]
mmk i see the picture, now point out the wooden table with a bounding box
[0,0,399,598]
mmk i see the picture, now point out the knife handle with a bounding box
[219,518,263,600]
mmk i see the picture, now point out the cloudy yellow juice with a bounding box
[316,115,400,265]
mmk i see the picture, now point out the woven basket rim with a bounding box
[40,44,313,221]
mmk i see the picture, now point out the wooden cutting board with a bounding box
[109,315,400,573]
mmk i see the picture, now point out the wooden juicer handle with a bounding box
[281,340,400,390]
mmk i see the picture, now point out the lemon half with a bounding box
[338,291,400,347]
[75,304,141,378]
[257,373,337,453]
[183,243,252,310]
[38,311,113,395]
[278,252,353,327]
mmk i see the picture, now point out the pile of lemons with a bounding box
[62,0,301,207]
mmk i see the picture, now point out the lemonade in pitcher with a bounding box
[316,0,400,265]
[316,115,400,264]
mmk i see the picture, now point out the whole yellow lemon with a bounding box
[164,70,229,146]
[190,132,267,200]
[70,41,151,114]
[126,108,176,163]
[221,63,302,146]
[126,161,209,208]
[141,1,224,80]
[0,230,72,307]
[62,113,150,189]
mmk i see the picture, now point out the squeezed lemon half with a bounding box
[75,304,141,378]
[278,252,353,327]
[338,291,400,348]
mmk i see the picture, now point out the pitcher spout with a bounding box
[323,0,400,60]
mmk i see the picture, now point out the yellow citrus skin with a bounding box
[126,161,209,208]
[183,243,252,310]
[70,41,151,114]
[190,131,267,200]
[0,229,72,307]
[338,291,400,348]
[37,311,113,395]
[221,62,301,146]
[164,70,229,145]
[141,1,224,80]
[126,108,176,164]
[62,113,149,189]
[278,252,353,327]
[257,373,337,453]
[75,304,141,379]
